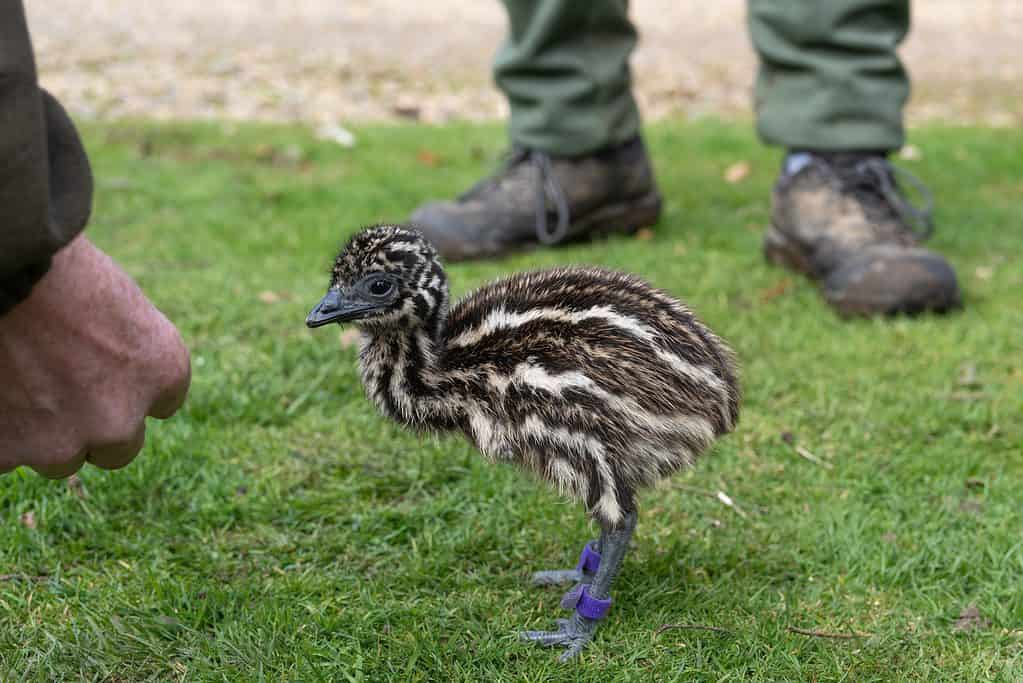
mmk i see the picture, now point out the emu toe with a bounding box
[531,569,585,587]
[521,614,600,662]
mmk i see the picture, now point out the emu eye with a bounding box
[369,279,393,296]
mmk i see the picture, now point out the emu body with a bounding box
[307,224,740,659]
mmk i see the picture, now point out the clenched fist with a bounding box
[0,236,191,477]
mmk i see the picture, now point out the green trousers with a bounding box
[495,0,910,156]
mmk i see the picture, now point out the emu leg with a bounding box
[530,531,605,586]
[521,510,637,661]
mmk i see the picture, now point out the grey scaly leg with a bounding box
[522,510,637,661]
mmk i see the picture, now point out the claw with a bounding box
[558,639,588,661]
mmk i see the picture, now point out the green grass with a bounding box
[2,119,1021,682]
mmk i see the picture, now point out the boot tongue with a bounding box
[782,151,885,178]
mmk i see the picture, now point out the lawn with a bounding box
[1,119,1021,682]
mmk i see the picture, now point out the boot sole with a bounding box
[571,190,663,241]
[762,224,817,279]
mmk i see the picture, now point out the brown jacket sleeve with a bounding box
[0,0,93,315]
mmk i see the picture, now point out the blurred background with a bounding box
[27,0,1023,128]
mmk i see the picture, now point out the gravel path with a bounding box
[27,1,1023,127]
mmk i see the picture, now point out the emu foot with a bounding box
[522,513,633,661]
[521,613,599,661]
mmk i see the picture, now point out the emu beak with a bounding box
[306,289,375,328]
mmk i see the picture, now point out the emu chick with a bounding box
[306,224,740,659]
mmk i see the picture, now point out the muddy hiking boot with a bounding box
[765,152,961,317]
[409,136,662,261]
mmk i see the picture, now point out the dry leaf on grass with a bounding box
[416,149,441,167]
[958,499,983,515]
[258,291,281,304]
[20,511,36,529]
[724,161,751,183]
[953,605,990,632]
[957,362,981,388]
[758,278,792,302]
[635,228,655,241]
[794,444,832,469]
[67,475,87,499]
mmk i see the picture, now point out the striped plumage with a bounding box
[306,224,740,659]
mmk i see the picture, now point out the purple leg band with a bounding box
[560,541,609,612]
[575,542,601,575]
[570,586,612,620]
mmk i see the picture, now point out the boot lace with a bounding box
[459,148,571,245]
[829,155,935,242]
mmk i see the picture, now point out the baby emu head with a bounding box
[306,224,448,334]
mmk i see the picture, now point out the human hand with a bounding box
[0,236,191,477]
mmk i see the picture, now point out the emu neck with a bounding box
[357,321,452,430]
